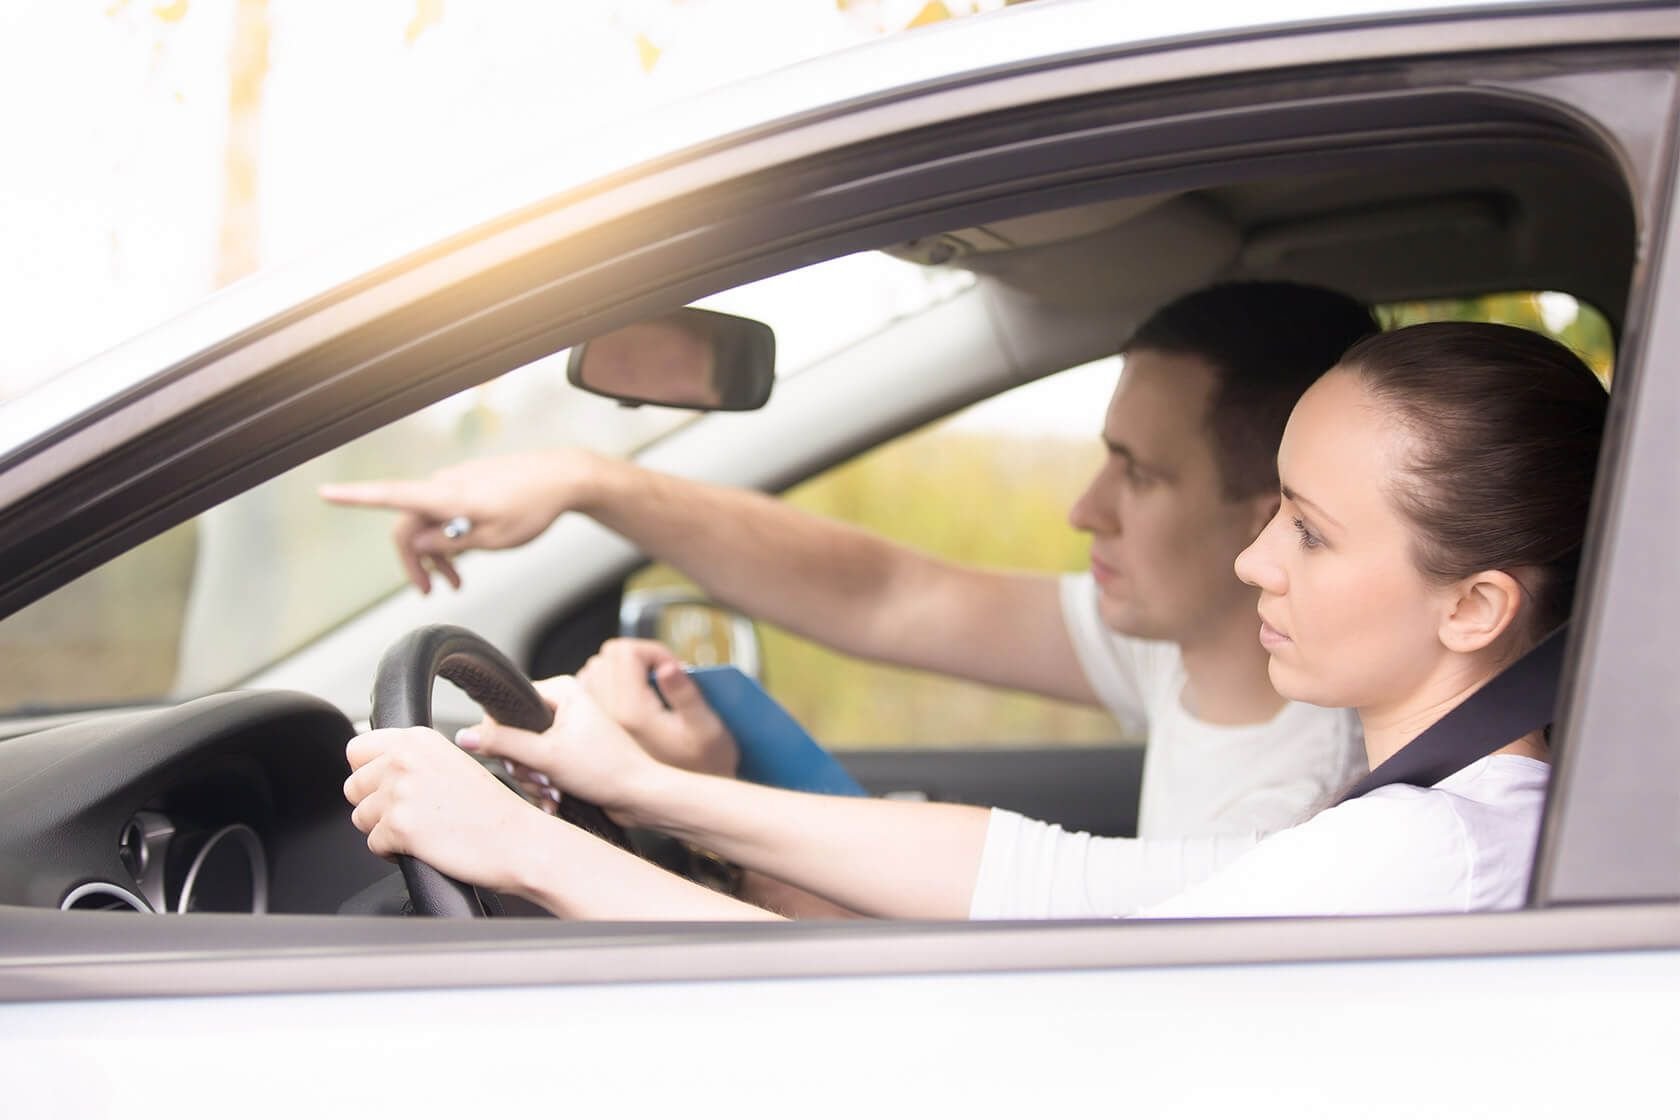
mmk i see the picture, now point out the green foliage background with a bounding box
[1380,293,1614,382]
[634,431,1129,749]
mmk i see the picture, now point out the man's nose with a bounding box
[1068,467,1118,533]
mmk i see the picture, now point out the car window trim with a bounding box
[3,901,1677,1003]
[1531,65,1680,905]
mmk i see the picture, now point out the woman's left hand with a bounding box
[576,638,739,777]
[344,726,548,893]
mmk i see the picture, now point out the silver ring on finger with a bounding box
[442,515,473,540]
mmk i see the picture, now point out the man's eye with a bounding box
[1124,463,1153,486]
[1292,517,1323,550]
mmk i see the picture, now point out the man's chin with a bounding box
[1096,600,1168,642]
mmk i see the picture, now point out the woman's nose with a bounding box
[1234,518,1285,592]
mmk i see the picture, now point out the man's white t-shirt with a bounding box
[969,754,1549,919]
[1060,572,1366,838]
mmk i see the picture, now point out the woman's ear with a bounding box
[1439,569,1525,653]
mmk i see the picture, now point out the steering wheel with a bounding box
[370,624,630,917]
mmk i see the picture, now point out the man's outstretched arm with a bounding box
[322,449,1097,704]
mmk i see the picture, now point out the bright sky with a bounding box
[0,0,1494,425]
[0,0,1009,400]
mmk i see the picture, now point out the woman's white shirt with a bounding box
[1060,573,1368,838]
[969,755,1549,919]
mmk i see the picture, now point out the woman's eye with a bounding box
[1291,517,1322,550]
[1124,463,1152,487]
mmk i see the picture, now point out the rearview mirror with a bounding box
[567,307,776,411]
[619,588,763,680]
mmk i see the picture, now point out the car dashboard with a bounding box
[0,692,389,916]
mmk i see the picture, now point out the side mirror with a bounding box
[567,307,775,411]
[619,588,763,680]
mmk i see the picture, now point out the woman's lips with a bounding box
[1090,555,1118,586]
[1258,618,1291,651]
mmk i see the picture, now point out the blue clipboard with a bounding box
[684,666,867,797]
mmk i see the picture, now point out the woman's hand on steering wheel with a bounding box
[345,726,551,895]
[457,675,671,830]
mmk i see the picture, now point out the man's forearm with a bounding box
[575,455,921,658]
[569,454,1095,701]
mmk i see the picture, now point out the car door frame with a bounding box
[0,4,1676,1006]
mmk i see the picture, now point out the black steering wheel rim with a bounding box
[370,623,630,917]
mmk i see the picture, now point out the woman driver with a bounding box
[342,322,1607,920]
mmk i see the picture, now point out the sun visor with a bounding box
[889,195,1239,310]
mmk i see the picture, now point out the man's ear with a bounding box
[1439,569,1525,653]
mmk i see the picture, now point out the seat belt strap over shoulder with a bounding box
[1334,625,1569,805]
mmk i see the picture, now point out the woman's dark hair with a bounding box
[1338,322,1608,641]
[1125,281,1379,500]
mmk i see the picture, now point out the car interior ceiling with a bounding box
[882,143,1632,334]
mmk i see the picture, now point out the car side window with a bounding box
[0,356,694,717]
[1380,291,1613,381]
[635,358,1130,750]
[630,290,1613,751]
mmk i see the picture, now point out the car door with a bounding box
[1,6,1677,1116]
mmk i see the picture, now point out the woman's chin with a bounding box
[1265,658,1326,706]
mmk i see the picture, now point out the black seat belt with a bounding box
[1335,625,1569,805]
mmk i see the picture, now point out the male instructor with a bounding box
[323,282,1377,840]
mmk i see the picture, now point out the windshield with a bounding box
[0,251,971,716]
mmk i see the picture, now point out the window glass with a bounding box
[631,290,1613,751]
[0,358,691,714]
[768,359,1126,748]
[1379,291,1614,382]
[0,251,970,717]
[696,251,974,379]
[634,358,1127,749]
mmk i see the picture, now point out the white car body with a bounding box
[1,2,1676,1114]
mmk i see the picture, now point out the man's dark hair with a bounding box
[1125,281,1379,499]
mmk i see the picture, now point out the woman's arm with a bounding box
[344,724,779,920]
[462,676,991,918]
[344,688,1266,921]
[615,766,990,918]
[346,678,992,919]
[969,811,1264,919]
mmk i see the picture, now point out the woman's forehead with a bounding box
[1279,371,1407,512]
